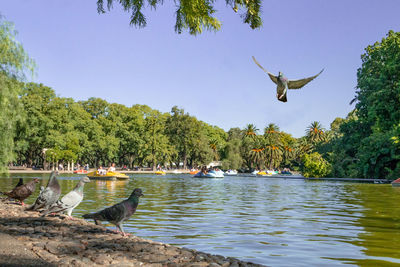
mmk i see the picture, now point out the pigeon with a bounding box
[1,178,39,206]
[83,188,143,236]
[26,171,61,211]
[41,176,90,219]
[252,56,324,102]
[14,178,24,188]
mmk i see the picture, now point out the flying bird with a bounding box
[41,176,90,219]
[26,171,61,211]
[252,56,324,102]
[83,188,143,236]
[1,178,39,206]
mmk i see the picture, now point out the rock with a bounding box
[59,241,86,255]
[92,254,112,265]
[45,241,60,254]
[180,249,194,259]
[37,249,59,262]
[188,263,209,267]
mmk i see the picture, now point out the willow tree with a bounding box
[0,17,35,172]
[97,0,262,35]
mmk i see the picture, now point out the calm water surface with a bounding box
[1,173,400,266]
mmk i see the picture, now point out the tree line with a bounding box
[1,17,399,178]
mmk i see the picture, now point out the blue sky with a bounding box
[2,1,399,137]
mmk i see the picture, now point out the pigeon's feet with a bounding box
[122,232,131,237]
[66,216,77,220]
[20,201,25,206]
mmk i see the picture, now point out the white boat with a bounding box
[213,170,225,178]
[225,169,238,176]
[194,170,224,178]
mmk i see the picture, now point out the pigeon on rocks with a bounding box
[41,176,90,219]
[26,171,61,211]
[1,178,39,206]
[14,178,24,189]
[83,188,143,236]
[252,56,324,102]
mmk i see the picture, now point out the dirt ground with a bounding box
[0,199,264,267]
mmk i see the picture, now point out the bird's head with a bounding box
[33,178,39,183]
[81,177,91,183]
[131,188,144,198]
[278,71,283,77]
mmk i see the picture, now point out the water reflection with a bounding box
[1,174,400,266]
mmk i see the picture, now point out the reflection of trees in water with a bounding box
[340,185,400,265]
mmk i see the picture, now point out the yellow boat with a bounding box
[155,170,166,175]
[87,171,129,180]
[257,171,271,177]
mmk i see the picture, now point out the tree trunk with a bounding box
[183,153,187,170]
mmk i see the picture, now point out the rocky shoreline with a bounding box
[0,199,264,267]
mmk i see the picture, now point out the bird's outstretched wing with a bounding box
[288,69,324,89]
[252,56,278,84]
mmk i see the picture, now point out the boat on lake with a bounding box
[225,169,238,176]
[391,178,400,187]
[86,171,129,180]
[256,171,271,176]
[189,169,199,175]
[73,169,88,174]
[155,170,166,175]
[194,170,224,178]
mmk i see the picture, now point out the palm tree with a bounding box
[244,124,259,138]
[306,121,326,144]
[264,123,280,135]
[263,123,282,169]
[250,147,265,169]
[264,145,283,169]
[282,146,295,165]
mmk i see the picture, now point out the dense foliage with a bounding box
[301,152,331,178]
[96,0,262,35]
[0,17,34,173]
[325,31,400,179]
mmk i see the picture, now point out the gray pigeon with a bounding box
[252,56,324,102]
[1,178,39,206]
[41,176,90,219]
[83,188,143,236]
[26,171,61,211]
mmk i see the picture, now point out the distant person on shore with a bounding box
[108,163,116,172]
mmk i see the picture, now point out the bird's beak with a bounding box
[140,193,144,197]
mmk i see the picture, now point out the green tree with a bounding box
[301,152,332,178]
[0,17,34,172]
[97,0,262,35]
[329,31,400,179]
[221,128,243,170]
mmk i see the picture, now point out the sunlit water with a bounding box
[1,173,400,266]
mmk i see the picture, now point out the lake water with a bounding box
[1,173,400,266]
